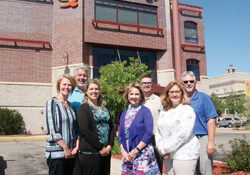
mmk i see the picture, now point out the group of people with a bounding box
[45,67,218,175]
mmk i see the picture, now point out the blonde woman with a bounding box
[156,81,200,175]
[45,74,79,175]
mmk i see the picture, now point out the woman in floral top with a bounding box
[118,82,160,175]
[155,81,200,175]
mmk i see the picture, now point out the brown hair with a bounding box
[56,74,76,93]
[124,82,145,105]
[84,79,105,106]
[161,81,189,111]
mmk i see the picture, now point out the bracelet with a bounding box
[136,147,141,152]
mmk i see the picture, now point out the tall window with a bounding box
[184,21,197,42]
[93,47,157,83]
[95,0,158,28]
[186,59,200,81]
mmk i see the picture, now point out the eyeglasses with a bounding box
[183,80,195,84]
[169,90,181,94]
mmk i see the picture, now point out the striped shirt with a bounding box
[45,97,78,159]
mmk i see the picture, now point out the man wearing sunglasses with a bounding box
[182,71,218,175]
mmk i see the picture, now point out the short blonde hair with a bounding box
[124,82,145,105]
[84,79,105,106]
[56,74,76,93]
[161,81,189,111]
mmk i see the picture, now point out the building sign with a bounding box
[59,0,78,8]
[245,81,250,96]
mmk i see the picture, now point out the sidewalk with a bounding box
[216,127,250,134]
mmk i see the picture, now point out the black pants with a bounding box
[152,135,163,174]
[79,153,111,175]
[47,158,75,175]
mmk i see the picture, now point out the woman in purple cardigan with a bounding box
[118,82,160,175]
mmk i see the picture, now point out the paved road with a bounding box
[0,128,249,175]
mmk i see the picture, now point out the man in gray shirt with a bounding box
[140,75,163,174]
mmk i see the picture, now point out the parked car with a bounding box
[241,120,250,126]
[217,117,241,128]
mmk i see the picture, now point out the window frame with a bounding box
[95,0,159,28]
[184,21,198,43]
[186,59,200,81]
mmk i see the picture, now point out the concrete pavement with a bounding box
[0,128,249,175]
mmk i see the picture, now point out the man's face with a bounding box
[140,77,153,94]
[75,69,88,88]
[182,75,196,94]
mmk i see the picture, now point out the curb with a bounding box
[0,136,46,142]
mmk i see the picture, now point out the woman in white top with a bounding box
[155,81,200,175]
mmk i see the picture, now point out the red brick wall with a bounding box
[52,1,84,67]
[179,3,207,77]
[0,0,53,83]
[84,0,167,50]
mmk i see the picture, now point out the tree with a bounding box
[224,93,247,114]
[210,93,225,116]
[98,57,151,119]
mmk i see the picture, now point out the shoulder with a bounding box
[78,103,90,111]
[141,105,151,112]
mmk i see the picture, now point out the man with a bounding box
[140,75,163,174]
[68,67,88,112]
[68,67,88,175]
[182,71,218,175]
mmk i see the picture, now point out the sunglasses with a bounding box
[183,80,195,84]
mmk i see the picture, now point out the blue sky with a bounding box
[179,0,250,78]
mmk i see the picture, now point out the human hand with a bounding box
[207,141,215,155]
[163,153,170,159]
[121,150,130,162]
[71,147,78,156]
[105,145,112,155]
[64,147,73,159]
[128,149,138,161]
[99,147,107,157]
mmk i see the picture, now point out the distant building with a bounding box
[202,67,250,98]
[0,0,208,133]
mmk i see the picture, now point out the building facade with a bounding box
[0,0,207,134]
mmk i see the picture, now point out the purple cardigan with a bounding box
[118,105,153,152]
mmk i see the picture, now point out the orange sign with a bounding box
[245,81,250,96]
[59,0,78,8]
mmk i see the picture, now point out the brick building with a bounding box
[0,0,207,134]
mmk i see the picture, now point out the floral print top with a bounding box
[88,103,110,147]
[155,104,200,160]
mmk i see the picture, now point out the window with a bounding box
[184,21,197,42]
[186,59,200,81]
[93,47,157,83]
[95,0,158,28]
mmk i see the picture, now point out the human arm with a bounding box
[56,139,73,158]
[128,141,146,161]
[120,144,130,162]
[207,118,216,155]
[105,109,115,155]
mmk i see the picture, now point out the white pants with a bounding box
[164,158,197,175]
[197,135,213,175]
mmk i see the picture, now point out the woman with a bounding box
[118,82,160,175]
[155,81,200,175]
[77,79,115,175]
[45,74,79,175]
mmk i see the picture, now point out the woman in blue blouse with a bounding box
[45,74,79,175]
[118,82,160,175]
[77,79,115,175]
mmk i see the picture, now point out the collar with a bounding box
[146,93,155,101]
[191,90,199,100]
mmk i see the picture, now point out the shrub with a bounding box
[0,108,24,135]
[111,137,121,155]
[222,136,250,173]
[244,124,250,130]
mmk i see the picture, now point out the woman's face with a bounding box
[59,78,73,97]
[128,87,141,106]
[86,83,100,102]
[168,84,182,108]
